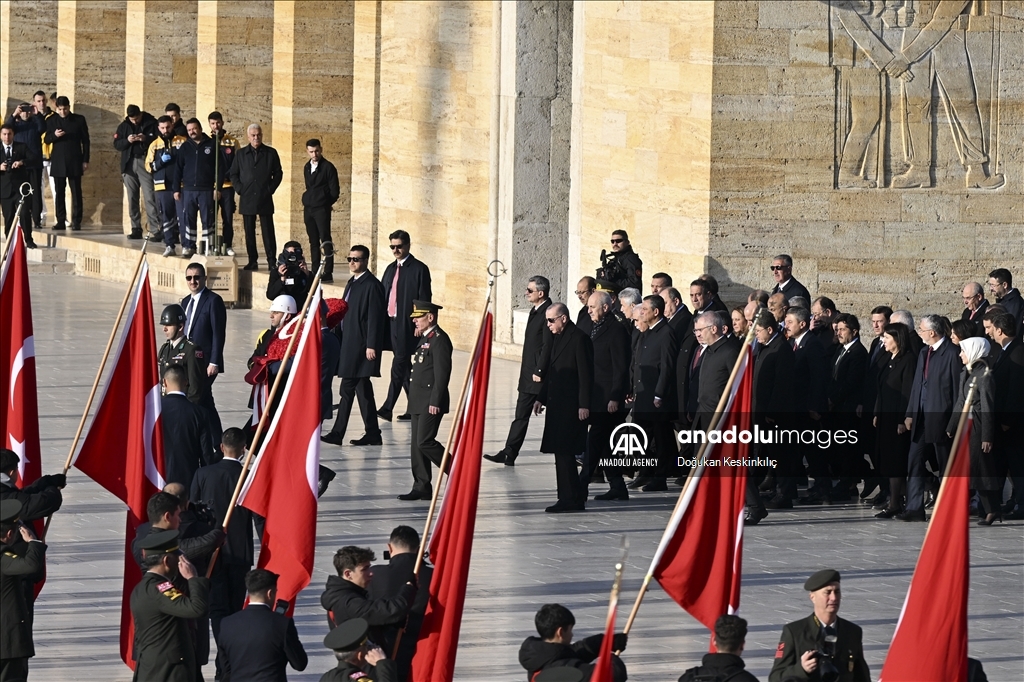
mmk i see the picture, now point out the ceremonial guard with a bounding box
[769,569,870,682]
[320,618,398,682]
[1,500,46,682]
[158,304,211,406]
[130,529,210,682]
[399,301,453,501]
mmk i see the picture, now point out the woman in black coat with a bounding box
[873,323,917,518]
[945,337,1002,525]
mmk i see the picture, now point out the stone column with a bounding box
[271,1,355,251]
[1,1,59,115]
[124,2,198,118]
[350,0,380,254]
[57,1,127,227]
[195,0,273,140]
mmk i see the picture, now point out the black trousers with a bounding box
[217,187,235,247]
[211,561,249,676]
[0,195,29,236]
[28,167,43,229]
[304,205,333,276]
[633,417,677,478]
[502,390,539,461]
[554,450,585,506]
[330,377,381,439]
[410,411,445,492]
[583,411,626,491]
[0,657,29,682]
[52,174,83,228]
[243,212,277,267]
[383,318,412,412]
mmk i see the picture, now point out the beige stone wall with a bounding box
[0,1,58,114]
[374,0,497,347]
[707,1,1024,319]
[572,0,717,301]
[124,2,197,117]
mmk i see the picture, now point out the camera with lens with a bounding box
[810,651,839,682]
[190,501,216,527]
[596,249,624,283]
[277,250,302,276]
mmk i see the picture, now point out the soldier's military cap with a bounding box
[595,279,620,295]
[410,300,443,318]
[0,499,24,524]
[138,529,181,555]
[536,669,585,682]
[804,568,841,592]
[324,617,370,651]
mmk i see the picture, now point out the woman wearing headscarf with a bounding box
[873,323,918,518]
[946,336,1001,525]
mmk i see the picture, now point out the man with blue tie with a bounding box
[181,262,226,448]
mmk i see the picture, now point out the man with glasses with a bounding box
[485,276,553,466]
[769,254,811,306]
[379,230,432,423]
[574,276,596,335]
[323,246,386,447]
[180,263,226,450]
[598,229,642,292]
[959,282,989,336]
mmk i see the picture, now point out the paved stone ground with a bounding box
[23,272,1024,681]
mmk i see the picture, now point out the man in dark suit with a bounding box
[827,313,869,498]
[629,295,678,492]
[699,274,730,313]
[769,254,811,305]
[324,245,386,446]
[858,305,892,504]
[161,366,212,490]
[661,287,693,340]
[217,568,308,682]
[5,101,45,238]
[190,428,256,678]
[960,282,989,336]
[485,276,553,466]
[301,139,340,282]
[900,314,960,521]
[988,268,1024,330]
[768,569,870,682]
[398,302,452,501]
[43,96,89,231]
[379,230,432,422]
[810,296,839,349]
[584,292,632,501]
[535,303,593,512]
[0,124,31,237]
[983,311,1024,519]
[691,311,741,433]
[181,262,226,447]
[574,276,596,336]
[749,310,794,523]
[229,123,283,271]
[367,526,432,681]
[688,279,719,320]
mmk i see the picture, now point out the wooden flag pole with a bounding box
[41,236,152,540]
[620,312,760,637]
[206,247,330,578]
[1,183,33,267]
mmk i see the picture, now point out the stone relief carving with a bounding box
[830,1,1005,190]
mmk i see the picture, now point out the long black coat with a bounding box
[217,604,308,682]
[905,339,960,443]
[381,255,432,355]
[130,572,210,682]
[408,326,453,414]
[229,144,282,215]
[519,299,553,393]
[752,333,794,422]
[960,300,990,336]
[590,319,630,412]
[874,350,917,475]
[336,271,386,378]
[771,277,811,306]
[538,323,593,454]
[190,458,254,567]
[990,336,1024,434]
[695,335,741,419]
[996,288,1024,329]
[162,393,211,488]
[792,332,829,414]
[861,336,889,412]
[0,540,45,659]
[828,341,869,413]
[301,157,340,208]
[947,359,1001,490]
[44,111,90,177]
[0,478,62,522]
[675,331,699,420]
[630,318,677,418]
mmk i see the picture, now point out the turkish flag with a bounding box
[72,262,166,668]
[589,576,620,682]
[410,312,493,682]
[1,222,45,593]
[879,416,971,681]
[650,345,751,633]
[238,287,322,609]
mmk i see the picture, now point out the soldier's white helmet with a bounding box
[270,295,297,314]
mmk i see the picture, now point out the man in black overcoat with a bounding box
[43,96,90,231]
[379,230,432,422]
[485,276,553,466]
[535,303,593,512]
[323,245,386,446]
[301,139,340,281]
[229,123,282,270]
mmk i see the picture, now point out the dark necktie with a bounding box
[791,339,798,351]
[924,346,934,380]
[691,346,704,372]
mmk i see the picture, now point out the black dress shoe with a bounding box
[859,479,881,500]
[1005,508,1024,520]
[628,476,652,490]
[896,509,926,522]
[350,433,383,446]
[483,452,507,464]
[24,240,37,249]
[744,508,768,525]
[977,513,1003,526]
[321,431,344,445]
[765,494,793,510]
[545,502,585,513]
[594,489,628,501]
[869,492,889,508]
[398,489,430,501]
[397,413,412,421]
[317,466,336,498]
[71,224,81,231]
[51,224,66,231]
[758,475,777,492]
[874,507,900,519]
[642,479,668,492]
[321,275,334,283]
[127,230,143,240]
[243,262,258,271]
[376,408,393,422]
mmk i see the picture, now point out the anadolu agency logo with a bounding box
[600,422,659,469]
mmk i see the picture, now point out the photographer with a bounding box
[596,229,643,292]
[266,240,312,304]
[4,102,45,238]
[769,570,869,682]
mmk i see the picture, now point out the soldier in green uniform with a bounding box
[130,529,211,682]
[397,301,453,501]
[319,618,398,682]
[158,304,211,406]
[768,569,870,682]
[1,499,46,682]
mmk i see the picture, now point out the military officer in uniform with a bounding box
[320,618,398,682]
[130,529,210,682]
[1,500,46,682]
[158,304,212,406]
[769,569,870,682]
[398,301,453,501]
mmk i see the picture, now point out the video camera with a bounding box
[596,249,624,283]
[277,249,303,275]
